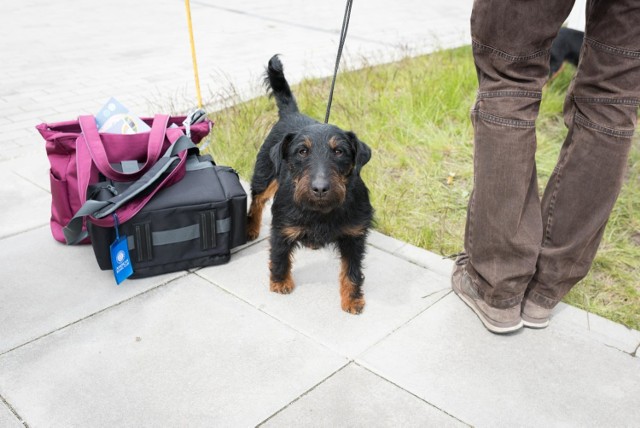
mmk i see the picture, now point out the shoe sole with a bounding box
[452,282,523,334]
[521,315,550,329]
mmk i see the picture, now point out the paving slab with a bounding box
[0,274,347,427]
[0,401,22,428]
[198,238,451,358]
[359,293,640,427]
[552,302,640,355]
[366,230,406,254]
[368,232,455,279]
[0,145,53,239]
[392,242,455,278]
[0,169,49,239]
[3,146,51,191]
[0,226,185,354]
[263,363,467,427]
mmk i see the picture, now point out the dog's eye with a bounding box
[333,148,344,157]
[298,148,309,157]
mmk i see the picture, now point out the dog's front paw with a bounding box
[270,276,295,294]
[341,296,365,314]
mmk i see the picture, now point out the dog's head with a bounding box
[270,124,371,213]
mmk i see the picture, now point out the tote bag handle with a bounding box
[78,114,170,182]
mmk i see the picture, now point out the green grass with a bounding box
[205,46,640,330]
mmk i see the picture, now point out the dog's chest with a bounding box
[303,222,337,249]
[284,217,345,249]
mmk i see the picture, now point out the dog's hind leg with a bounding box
[337,236,367,314]
[247,179,278,241]
[269,230,295,294]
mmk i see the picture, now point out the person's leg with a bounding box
[524,0,640,323]
[456,0,576,332]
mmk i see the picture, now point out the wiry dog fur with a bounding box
[247,55,373,314]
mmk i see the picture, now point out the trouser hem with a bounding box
[466,264,525,309]
[525,285,559,309]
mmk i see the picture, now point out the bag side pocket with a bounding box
[215,166,248,249]
[49,169,73,243]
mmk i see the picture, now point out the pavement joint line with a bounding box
[0,394,28,428]
[367,240,452,278]
[192,269,348,359]
[355,288,453,359]
[193,241,455,360]
[421,288,449,299]
[602,341,640,358]
[0,271,191,358]
[230,234,270,254]
[632,342,639,358]
[352,361,473,427]
[0,224,49,242]
[12,170,50,194]
[189,1,398,48]
[255,361,352,427]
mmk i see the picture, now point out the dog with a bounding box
[549,27,584,79]
[246,55,373,314]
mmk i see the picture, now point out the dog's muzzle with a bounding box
[294,172,346,212]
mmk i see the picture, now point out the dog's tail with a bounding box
[265,55,299,117]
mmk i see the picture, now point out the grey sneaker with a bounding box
[521,299,551,328]
[451,254,523,334]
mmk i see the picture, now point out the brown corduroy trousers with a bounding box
[464,0,640,309]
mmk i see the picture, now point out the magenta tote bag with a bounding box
[36,115,212,243]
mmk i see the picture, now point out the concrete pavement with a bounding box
[1,1,639,426]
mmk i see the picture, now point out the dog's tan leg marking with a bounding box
[247,180,278,241]
[269,261,295,294]
[340,224,367,238]
[340,258,365,314]
[281,226,305,243]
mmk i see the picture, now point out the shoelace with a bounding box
[450,252,469,265]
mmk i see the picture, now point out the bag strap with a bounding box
[63,135,197,245]
[78,114,170,181]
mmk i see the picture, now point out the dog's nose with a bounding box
[311,178,330,197]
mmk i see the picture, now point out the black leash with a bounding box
[324,0,353,124]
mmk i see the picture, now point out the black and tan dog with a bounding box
[247,55,373,314]
[549,27,584,79]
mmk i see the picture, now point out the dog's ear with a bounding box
[346,131,371,176]
[269,133,296,175]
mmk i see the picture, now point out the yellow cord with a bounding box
[185,0,203,108]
